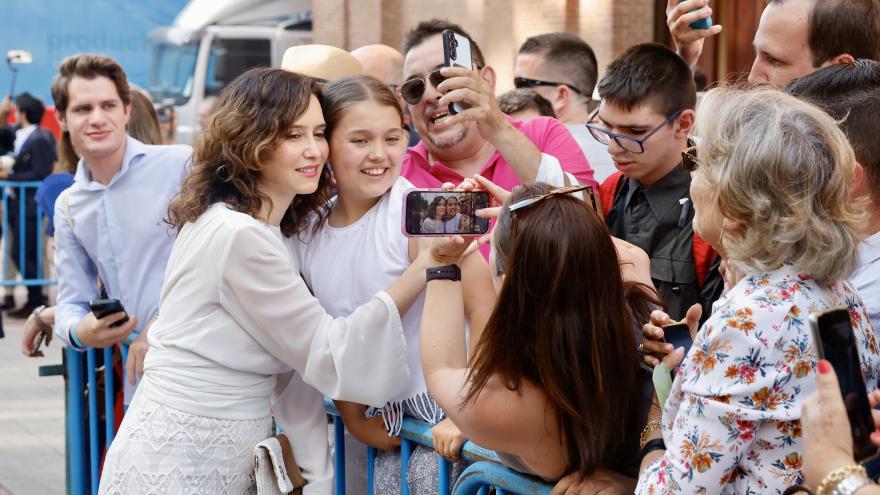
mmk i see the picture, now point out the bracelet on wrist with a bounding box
[640,438,666,460]
[70,326,86,350]
[817,464,870,495]
[32,305,52,333]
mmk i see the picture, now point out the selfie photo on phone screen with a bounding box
[403,190,490,237]
[810,308,879,463]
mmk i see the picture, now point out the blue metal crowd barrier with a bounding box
[64,344,122,495]
[326,400,553,495]
[63,360,551,495]
[0,180,55,288]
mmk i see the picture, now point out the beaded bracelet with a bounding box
[816,464,867,495]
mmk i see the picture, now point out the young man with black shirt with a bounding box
[595,43,722,321]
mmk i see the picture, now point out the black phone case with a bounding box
[89,298,130,328]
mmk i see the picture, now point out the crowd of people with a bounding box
[6,0,880,493]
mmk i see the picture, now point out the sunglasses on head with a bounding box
[513,77,583,95]
[400,69,446,105]
[509,184,595,214]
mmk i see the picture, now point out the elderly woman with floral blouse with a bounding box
[635,86,880,494]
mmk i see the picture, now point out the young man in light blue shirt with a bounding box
[51,54,190,400]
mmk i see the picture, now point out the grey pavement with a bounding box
[0,312,66,495]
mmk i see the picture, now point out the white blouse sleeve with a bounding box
[220,224,411,407]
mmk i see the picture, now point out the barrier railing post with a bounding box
[86,348,100,495]
[67,347,86,495]
[400,438,413,495]
[103,347,116,446]
[366,446,376,495]
[438,456,451,495]
[17,184,25,275]
[2,187,9,281]
[35,202,43,280]
[334,415,345,495]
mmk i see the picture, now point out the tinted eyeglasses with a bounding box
[513,77,583,95]
[682,145,699,172]
[585,109,683,154]
[400,69,446,105]
[509,184,595,214]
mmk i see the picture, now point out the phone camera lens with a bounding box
[450,48,457,59]
[450,38,458,48]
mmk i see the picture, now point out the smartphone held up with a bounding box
[677,0,713,30]
[403,189,490,237]
[442,29,474,115]
[809,308,879,465]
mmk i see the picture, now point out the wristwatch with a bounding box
[31,304,52,333]
[426,264,461,282]
[832,473,873,495]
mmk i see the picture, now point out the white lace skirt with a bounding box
[98,390,273,495]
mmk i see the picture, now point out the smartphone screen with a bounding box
[661,323,693,357]
[89,298,130,328]
[403,190,490,237]
[442,29,473,114]
[810,308,878,462]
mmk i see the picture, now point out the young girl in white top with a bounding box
[99,68,462,495]
[291,75,494,493]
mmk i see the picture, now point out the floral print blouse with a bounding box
[636,265,880,494]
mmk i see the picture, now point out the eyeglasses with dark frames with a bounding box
[585,109,684,154]
[509,184,595,214]
[513,76,583,95]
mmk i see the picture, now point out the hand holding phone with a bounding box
[403,189,491,237]
[661,322,693,357]
[676,0,713,30]
[89,298,130,328]
[810,308,879,463]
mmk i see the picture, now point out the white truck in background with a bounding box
[147,0,312,144]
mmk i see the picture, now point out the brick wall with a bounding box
[313,0,658,92]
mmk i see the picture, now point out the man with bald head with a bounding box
[351,43,422,145]
[667,0,879,88]
[351,44,404,87]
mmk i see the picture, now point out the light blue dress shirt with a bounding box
[852,230,880,333]
[53,136,191,349]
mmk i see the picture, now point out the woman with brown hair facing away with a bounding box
[98,67,456,494]
[421,182,656,485]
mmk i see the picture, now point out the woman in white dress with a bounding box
[420,196,447,233]
[98,68,457,494]
[291,75,495,493]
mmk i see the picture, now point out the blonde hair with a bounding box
[695,86,866,284]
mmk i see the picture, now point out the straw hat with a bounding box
[280,44,365,81]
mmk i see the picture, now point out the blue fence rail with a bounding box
[326,400,552,495]
[0,180,55,287]
[62,358,553,495]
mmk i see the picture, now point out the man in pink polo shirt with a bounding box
[399,19,596,191]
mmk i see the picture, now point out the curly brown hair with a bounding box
[167,67,331,237]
